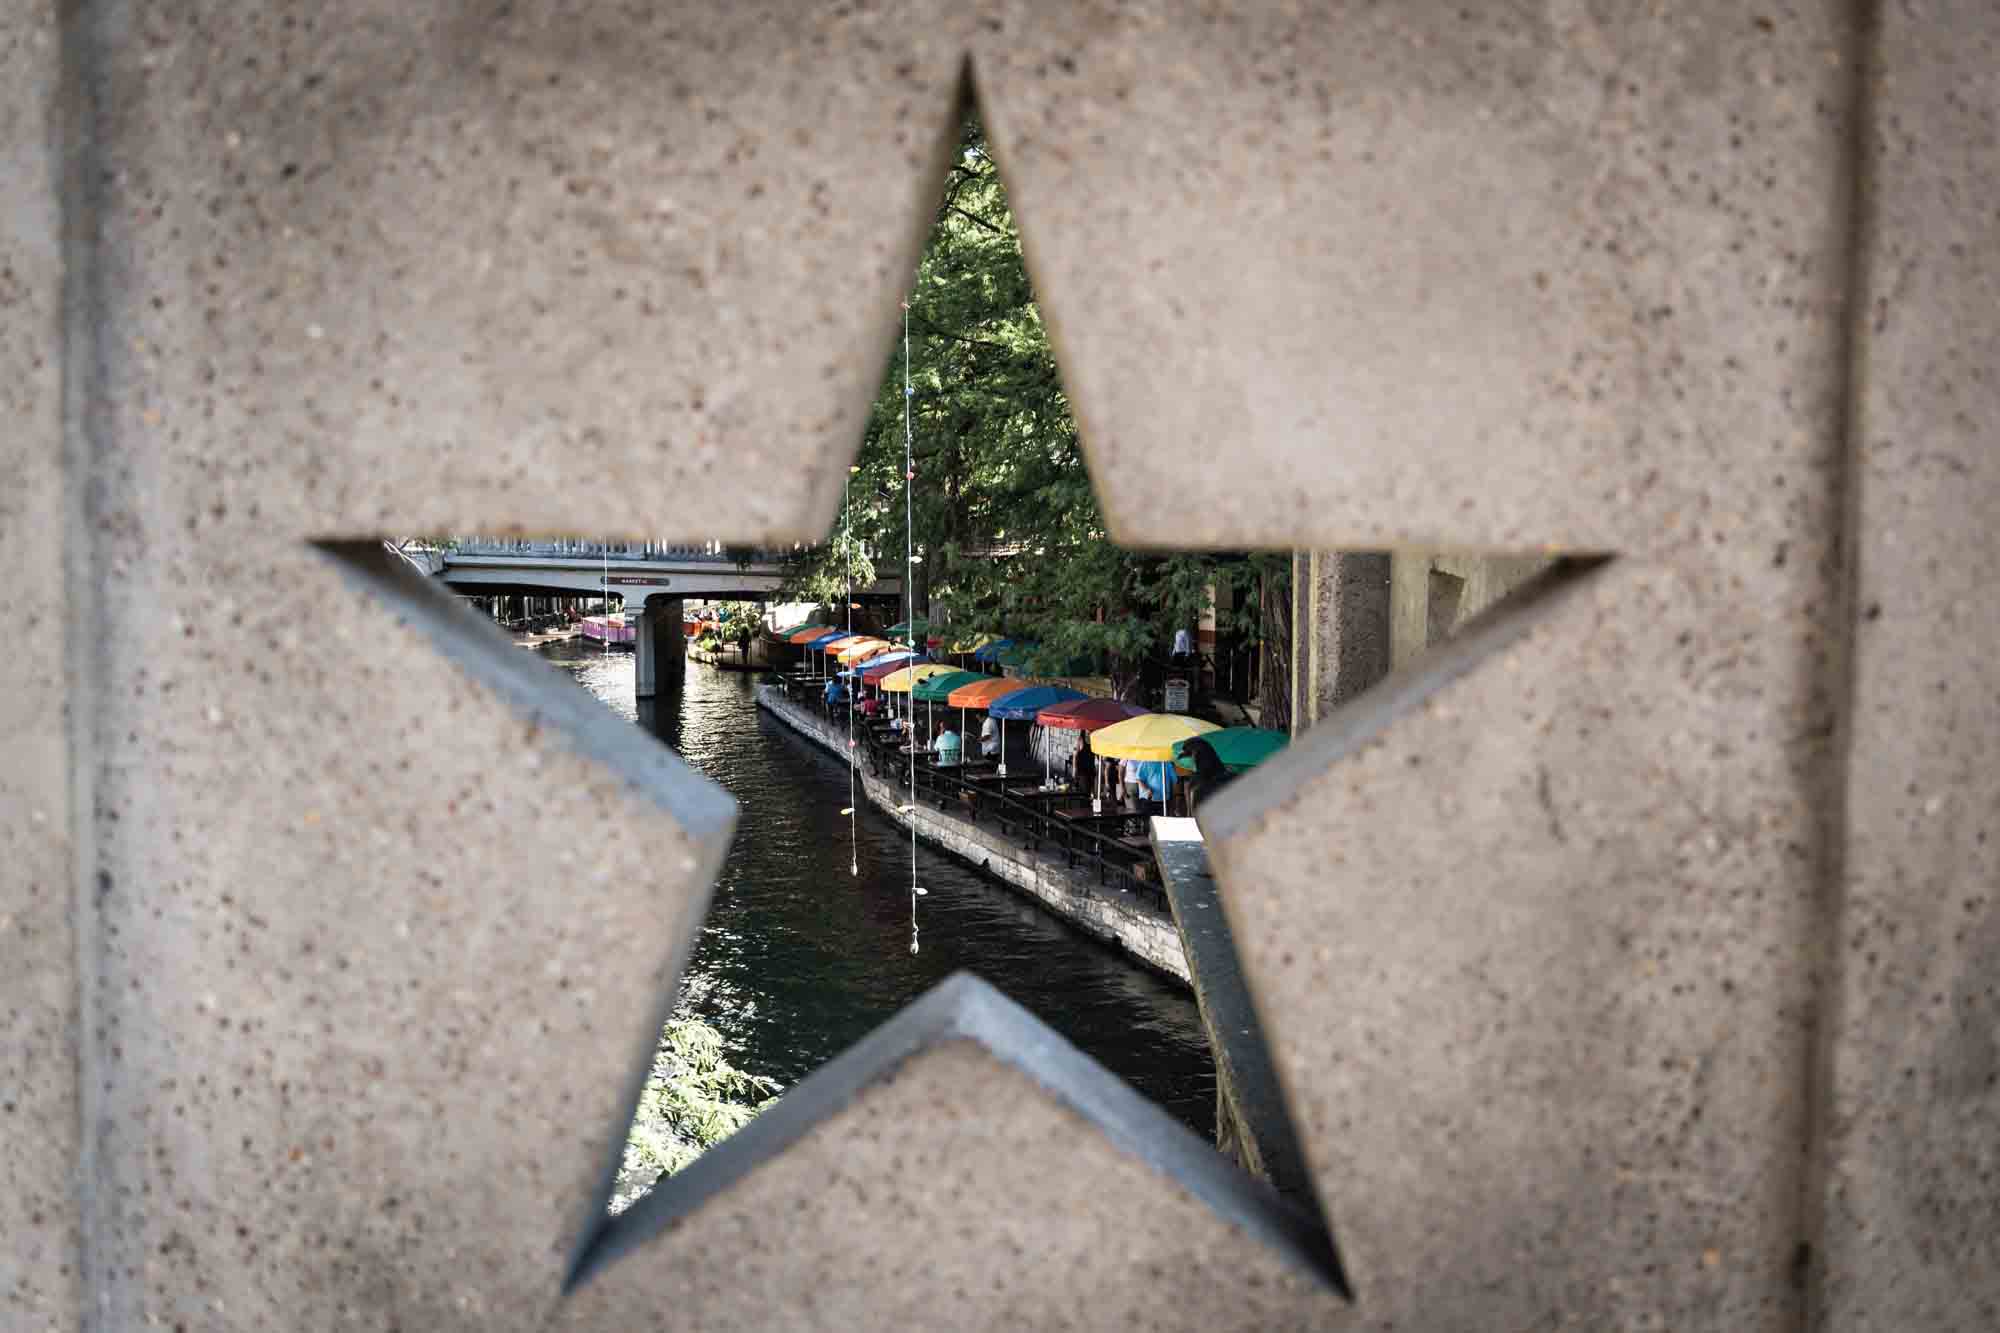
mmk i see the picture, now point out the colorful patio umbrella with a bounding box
[772,621,818,637]
[986,684,1089,721]
[943,631,998,657]
[1036,698,1150,732]
[885,619,931,637]
[802,631,863,675]
[942,675,1034,763]
[985,684,1088,779]
[857,652,926,684]
[972,637,1016,664]
[945,676,1036,709]
[908,668,985,738]
[1089,713,1220,814]
[878,663,958,694]
[788,625,834,644]
[1088,713,1220,761]
[912,669,986,703]
[836,637,890,662]
[1173,726,1288,775]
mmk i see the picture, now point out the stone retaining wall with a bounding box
[756,686,1191,987]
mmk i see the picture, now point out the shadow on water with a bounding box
[538,639,1216,1138]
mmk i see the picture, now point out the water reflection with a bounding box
[537,639,1217,1136]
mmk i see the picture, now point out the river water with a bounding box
[537,639,1217,1139]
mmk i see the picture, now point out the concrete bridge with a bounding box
[406,538,900,698]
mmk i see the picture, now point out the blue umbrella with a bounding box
[972,637,1016,664]
[987,684,1087,720]
[985,684,1088,779]
[840,649,923,680]
[802,628,856,676]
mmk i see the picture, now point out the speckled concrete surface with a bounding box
[1205,560,1835,1328]
[975,1,1857,555]
[11,0,2000,1327]
[563,1023,1350,1330]
[0,4,76,1329]
[70,0,974,547]
[1813,4,2000,1327]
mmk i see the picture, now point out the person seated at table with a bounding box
[980,714,999,758]
[859,692,881,720]
[823,676,848,713]
[932,724,963,768]
[886,712,904,737]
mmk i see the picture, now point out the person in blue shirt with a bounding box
[823,677,848,713]
[1132,759,1176,807]
[931,724,962,767]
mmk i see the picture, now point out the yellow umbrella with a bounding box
[945,631,998,654]
[1087,713,1220,761]
[837,638,891,664]
[1089,714,1220,814]
[880,662,960,738]
[878,663,958,694]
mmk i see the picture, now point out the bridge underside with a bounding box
[439,566,900,604]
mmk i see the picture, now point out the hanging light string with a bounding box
[903,300,921,956]
[845,462,859,877]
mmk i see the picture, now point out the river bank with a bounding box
[756,685,1192,988]
[535,644,1215,1139]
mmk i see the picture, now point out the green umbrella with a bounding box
[886,619,932,637]
[910,668,984,741]
[773,620,819,637]
[911,669,985,704]
[1173,726,1288,774]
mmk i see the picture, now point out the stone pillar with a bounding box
[633,596,685,700]
[1290,551,1392,734]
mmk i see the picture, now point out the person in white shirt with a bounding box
[980,715,999,758]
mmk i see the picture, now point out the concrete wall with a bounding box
[1,4,76,1327]
[1289,551,1393,735]
[1390,552,1557,668]
[8,1,2000,1327]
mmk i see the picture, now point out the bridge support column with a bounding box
[1288,551,1392,736]
[633,597,685,700]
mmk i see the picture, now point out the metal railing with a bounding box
[435,537,888,568]
[438,537,798,564]
[802,690,1167,913]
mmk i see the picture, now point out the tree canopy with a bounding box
[785,113,1285,703]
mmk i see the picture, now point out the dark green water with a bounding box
[538,639,1217,1137]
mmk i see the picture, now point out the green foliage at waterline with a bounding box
[612,1010,780,1213]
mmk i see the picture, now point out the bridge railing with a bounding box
[438,537,798,564]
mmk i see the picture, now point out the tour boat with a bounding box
[579,612,636,646]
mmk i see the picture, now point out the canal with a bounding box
[538,638,1217,1141]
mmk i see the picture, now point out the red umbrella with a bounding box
[860,654,927,685]
[1036,698,1151,732]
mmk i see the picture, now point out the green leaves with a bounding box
[791,112,1280,695]
[612,1008,781,1213]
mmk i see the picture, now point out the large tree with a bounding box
[787,114,1286,702]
